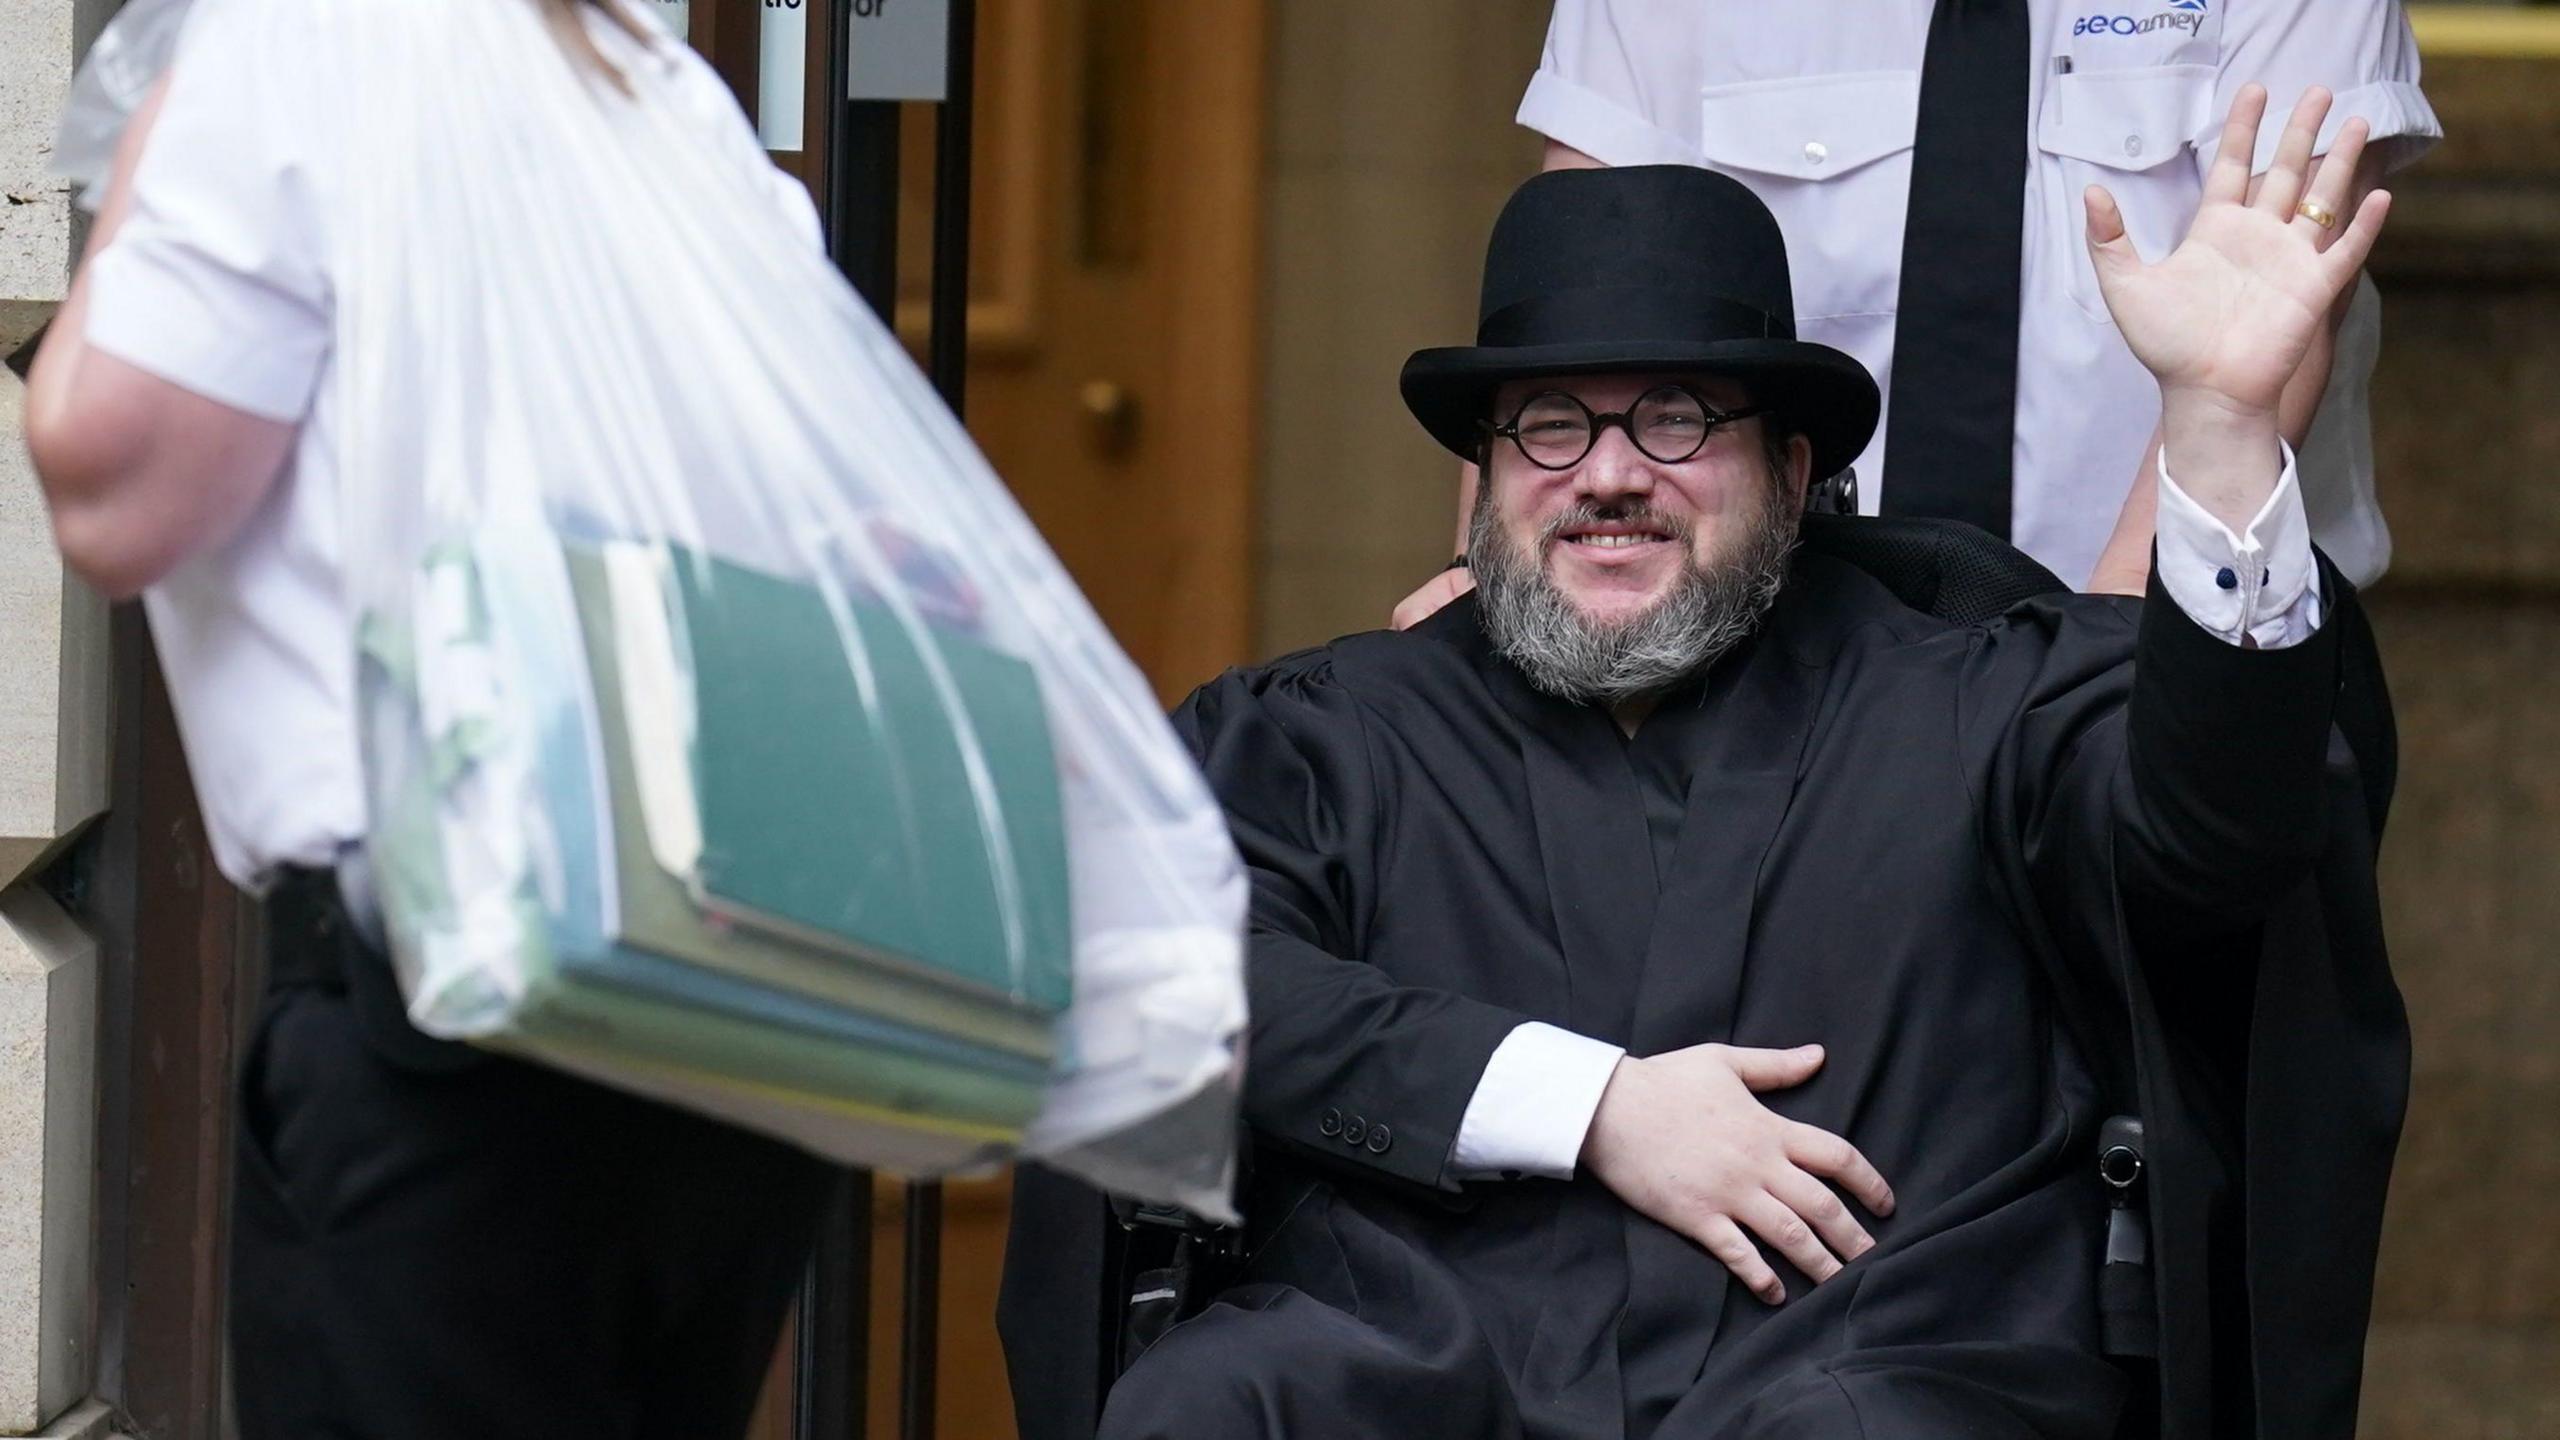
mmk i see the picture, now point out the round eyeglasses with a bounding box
[1483,385,1765,471]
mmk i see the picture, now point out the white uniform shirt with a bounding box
[81,0,820,891]
[1518,0,2439,588]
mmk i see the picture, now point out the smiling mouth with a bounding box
[1563,532,1669,549]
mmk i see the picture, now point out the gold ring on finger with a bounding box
[2296,198,2339,231]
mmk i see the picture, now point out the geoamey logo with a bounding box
[2072,6,2209,36]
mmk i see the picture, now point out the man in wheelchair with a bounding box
[1005,91,2404,1440]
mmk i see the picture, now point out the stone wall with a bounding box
[0,0,115,1431]
[2352,46,2560,1440]
[1255,0,1552,656]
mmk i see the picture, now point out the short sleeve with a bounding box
[82,0,333,423]
[2199,0,2442,185]
[1516,0,1704,167]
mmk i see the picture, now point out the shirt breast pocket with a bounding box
[1696,70,1918,324]
[2037,64,2213,322]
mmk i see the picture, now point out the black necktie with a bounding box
[1881,0,2031,538]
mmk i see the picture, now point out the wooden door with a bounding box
[731,1,1267,1436]
[719,0,1264,698]
[896,0,1265,702]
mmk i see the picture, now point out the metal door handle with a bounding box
[1080,378,1139,457]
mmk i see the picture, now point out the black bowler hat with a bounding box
[1401,165,1879,482]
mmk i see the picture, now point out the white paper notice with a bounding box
[758,0,808,152]
[846,0,949,102]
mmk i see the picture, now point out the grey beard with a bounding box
[1470,483,1798,707]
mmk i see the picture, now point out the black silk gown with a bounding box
[1003,549,2404,1440]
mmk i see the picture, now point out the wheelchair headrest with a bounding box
[1796,513,2067,627]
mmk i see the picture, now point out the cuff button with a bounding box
[1342,1116,1368,1146]
[1319,1108,1342,1138]
[2215,567,2238,591]
[1366,1125,1392,1154]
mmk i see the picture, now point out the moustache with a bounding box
[1535,501,1696,551]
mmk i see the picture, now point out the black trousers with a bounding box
[229,870,838,1440]
[1099,1285,2126,1440]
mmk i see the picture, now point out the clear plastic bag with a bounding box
[54,0,190,207]
[68,0,1247,1218]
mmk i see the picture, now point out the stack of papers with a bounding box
[364,531,1076,1173]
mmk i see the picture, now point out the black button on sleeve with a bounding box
[1319,1108,1342,1138]
[1342,1115,1368,1147]
[1366,1125,1392,1155]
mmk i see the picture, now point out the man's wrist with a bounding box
[2157,385,2284,534]
[1578,1054,1636,1170]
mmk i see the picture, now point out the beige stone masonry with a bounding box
[0,0,114,1427]
[0,889,96,1437]
[0,0,115,354]
[0,383,110,893]
[0,0,113,889]
[21,1399,119,1440]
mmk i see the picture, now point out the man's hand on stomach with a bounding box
[1580,1043,1895,1305]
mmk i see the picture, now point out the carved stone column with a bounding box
[0,0,115,1429]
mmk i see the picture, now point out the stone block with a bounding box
[2365,598,2560,1328]
[0,388,110,893]
[2370,600,2509,1079]
[2497,606,2560,1097]
[0,0,85,352]
[2399,57,2560,184]
[1267,0,1549,182]
[2370,286,2560,591]
[1260,546,1447,659]
[2358,1321,2560,1440]
[1259,168,1515,568]
[2372,1059,2560,1327]
[0,888,98,1436]
[22,1398,117,1440]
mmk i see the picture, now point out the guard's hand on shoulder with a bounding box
[1580,1043,1894,1305]
[1391,565,1475,631]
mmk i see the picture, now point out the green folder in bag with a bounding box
[566,546,1058,1064]
[356,536,1049,1137]
[668,550,1076,1014]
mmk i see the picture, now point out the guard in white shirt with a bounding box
[1009,92,2406,1440]
[21,0,836,1436]
[1395,0,2437,629]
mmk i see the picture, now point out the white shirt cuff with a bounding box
[2155,439,2324,649]
[1516,69,1700,169]
[1450,1021,1625,1181]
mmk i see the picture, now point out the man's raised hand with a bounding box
[1580,1042,1894,1305]
[2086,85,2391,426]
